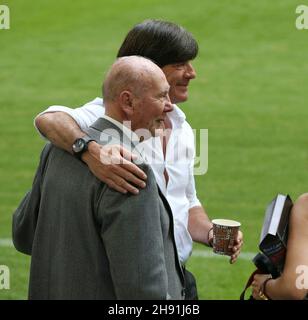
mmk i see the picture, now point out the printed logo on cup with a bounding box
[212,219,241,256]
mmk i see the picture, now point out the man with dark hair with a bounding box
[34,19,243,299]
[13,56,185,300]
[117,19,198,68]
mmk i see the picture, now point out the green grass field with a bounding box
[1,0,308,299]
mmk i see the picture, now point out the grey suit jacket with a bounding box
[12,118,185,300]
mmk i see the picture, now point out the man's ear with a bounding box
[120,90,134,117]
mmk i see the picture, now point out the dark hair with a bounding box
[117,19,198,67]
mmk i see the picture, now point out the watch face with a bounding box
[73,139,85,153]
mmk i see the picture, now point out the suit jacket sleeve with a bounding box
[98,163,169,300]
[12,144,52,255]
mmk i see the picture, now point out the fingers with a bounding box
[252,286,260,299]
[229,239,243,264]
[120,158,147,181]
[251,275,270,299]
[85,145,148,194]
[119,145,138,161]
[104,178,129,194]
[234,231,244,253]
[100,145,147,181]
[110,164,146,191]
[235,230,244,243]
[104,172,140,195]
[101,145,137,163]
[234,239,244,250]
[93,144,148,194]
[229,250,240,264]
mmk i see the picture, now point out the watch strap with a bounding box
[72,136,95,160]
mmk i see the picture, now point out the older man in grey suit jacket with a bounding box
[12,56,185,300]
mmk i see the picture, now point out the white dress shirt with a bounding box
[35,98,202,263]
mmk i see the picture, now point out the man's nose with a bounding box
[185,62,196,79]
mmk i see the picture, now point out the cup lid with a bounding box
[212,219,241,227]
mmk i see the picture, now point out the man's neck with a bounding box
[103,114,139,143]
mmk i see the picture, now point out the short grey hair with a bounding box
[102,56,161,102]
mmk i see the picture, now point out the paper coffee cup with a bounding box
[212,219,241,256]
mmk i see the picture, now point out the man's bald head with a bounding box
[102,56,164,103]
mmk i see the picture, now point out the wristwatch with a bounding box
[72,136,95,160]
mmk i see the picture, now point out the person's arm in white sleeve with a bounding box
[35,108,87,152]
[34,103,147,194]
[186,159,243,263]
[34,104,102,139]
[186,158,213,245]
